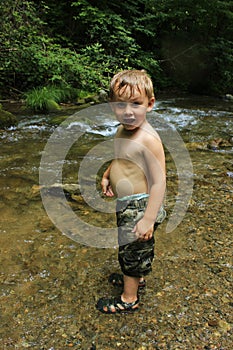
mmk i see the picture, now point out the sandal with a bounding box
[96,296,139,314]
[108,273,146,289]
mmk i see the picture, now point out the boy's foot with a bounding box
[96,296,139,314]
[108,273,146,289]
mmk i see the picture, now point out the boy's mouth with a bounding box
[123,118,135,125]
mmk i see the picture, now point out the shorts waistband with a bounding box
[117,193,149,211]
[117,193,166,224]
[117,193,149,202]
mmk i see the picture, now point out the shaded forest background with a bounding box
[0,0,233,102]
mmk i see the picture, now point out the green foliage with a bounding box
[208,39,233,94]
[24,85,76,112]
[0,0,232,100]
[147,0,233,93]
[0,0,113,98]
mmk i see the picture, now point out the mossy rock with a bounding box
[47,115,69,126]
[46,99,61,112]
[0,107,18,129]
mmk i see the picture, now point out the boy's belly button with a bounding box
[116,179,134,197]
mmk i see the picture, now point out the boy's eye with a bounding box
[115,102,142,109]
[131,102,141,108]
[116,102,126,109]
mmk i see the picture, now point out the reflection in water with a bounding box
[0,96,232,348]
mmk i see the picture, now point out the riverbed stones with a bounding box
[186,138,232,151]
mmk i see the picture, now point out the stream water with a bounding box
[0,96,232,349]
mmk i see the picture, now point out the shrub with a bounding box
[24,85,77,112]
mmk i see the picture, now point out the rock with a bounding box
[50,183,80,195]
[0,104,18,128]
[224,94,233,101]
[208,138,232,150]
[98,89,108,103]
[46,99,61,112]
[28,185,42,199]
[76,98,86,105]
[208,318,231,333]
[187,138,232,151]
[208,319,219,327]
[84,96,94,103]
[47,115,68,126]
[38,216,55,232]
[186,142,208,151]
[31,183,80,197]
[218,319,231,333]
[71,194,83,202]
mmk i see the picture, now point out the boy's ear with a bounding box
[147,97,155,112]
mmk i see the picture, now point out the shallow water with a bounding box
[0,96,232,349]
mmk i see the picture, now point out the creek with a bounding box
[0,96,232,349]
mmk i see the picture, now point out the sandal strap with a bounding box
[96,296,139,313]
[115,297,139,311]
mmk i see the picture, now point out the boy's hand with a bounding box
[133,218,154,241]
[101,178,114,197]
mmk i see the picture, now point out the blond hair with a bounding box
[109,69,154,100]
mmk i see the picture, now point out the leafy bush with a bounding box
[24,85,77,112]
[1,0,233,99]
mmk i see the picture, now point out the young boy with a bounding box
[96,69,166,313]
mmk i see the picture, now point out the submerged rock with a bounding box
[187,138,232,151]
[207,138,232,150]
[30,183,80,198]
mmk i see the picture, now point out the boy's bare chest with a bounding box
[114,137,144,162]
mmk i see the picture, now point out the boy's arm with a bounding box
[133,137,166,240]
[101,163,114,197]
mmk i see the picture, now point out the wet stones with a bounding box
[186,138,232,151]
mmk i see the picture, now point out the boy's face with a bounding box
[111,86,155,131]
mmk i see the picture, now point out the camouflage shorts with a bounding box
[116,194,166,277]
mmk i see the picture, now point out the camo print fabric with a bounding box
[116,196,166,277]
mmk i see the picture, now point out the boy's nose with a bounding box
[124,103,133,115]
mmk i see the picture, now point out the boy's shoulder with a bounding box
[115,122,162,145]
[141,122,161,142]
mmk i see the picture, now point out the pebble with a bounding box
[218,320,231,333]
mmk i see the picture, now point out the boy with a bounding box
[96,70,166,313]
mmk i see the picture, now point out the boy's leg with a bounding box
[108,272,146,289]
[96,197,156,313]
[121,275,140,303]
